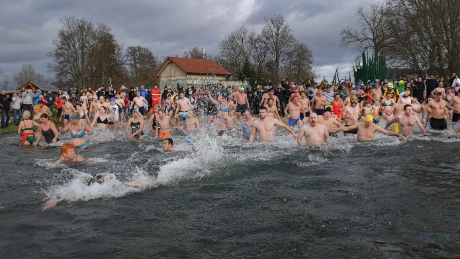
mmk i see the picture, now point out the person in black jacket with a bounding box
[0,89,13,128]
[425,75,438,98]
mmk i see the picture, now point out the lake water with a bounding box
[1,119,460,258]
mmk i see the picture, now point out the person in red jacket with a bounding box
[54,94,63,118]
[151,84,162,109]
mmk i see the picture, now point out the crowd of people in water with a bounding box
[2,73,460,165]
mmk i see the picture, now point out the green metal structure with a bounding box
[353,51,387,84]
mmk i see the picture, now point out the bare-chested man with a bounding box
[218,107,239,136]
[89,97,100,119]
[185,110,199,132]
[385,104,428,138]
[151,109,173,139]
[235,87,249,120]
[266,98,280,120]
[426,92,452,130]
[297,113,329,147]
[249,106,297,143]
[132,91,148,117]
[285,95,303,127]
[61,97,75,127]
[370,84,383,103]
[38,100,52,117]
[340,96,361,136]
[392,92,422,133]
[262,89,280,108]
[332,114,406,142]
[317,106,341,132]
[298,91,311,120]
[449,89,460,123]
[312,89,327,115]
[175,91,193,127]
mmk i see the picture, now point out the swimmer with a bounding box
[162,138,179,152]
[266,98,280,120]
[332,114,406,142]
[18,110,40,145]
[317,106,341,133]
[151,109,173,139]
[297,113,329,147]
[249,106,297,143]
[285,95,303,127]
[35,114,60,146]
[175,91,193,128]
[341,96,361,136]
[54,142,85,164]
[126,110,145,141]
[91,106,116,129]
[425,92,452,130]
[385,104,428,139]
[185,110,199,132]
[60,112,92,148]
[61,96,75,127]
[217,107,239,136]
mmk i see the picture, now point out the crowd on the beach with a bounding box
[2,73,460,164]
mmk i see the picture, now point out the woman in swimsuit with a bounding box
[75,102,90,125]
[54,142,84,164]
[60,112,92,148]
[208,92,229,119]
[126,110,145,141]
[380,92,395,122]
[35,113,59,146]
[17,111,40,145]
[330,93,343,120]
[90,106,115,129]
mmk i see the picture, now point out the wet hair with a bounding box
[61,143,75,155]
[165,138,173,146]
[69,112,79,120]
[23,110,31,119]
[403,104,412,110]
[40,113,49,119]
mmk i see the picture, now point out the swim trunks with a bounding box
[288,117,301,126]
[75,142,88,148]
[430,117,447,130]
[314,109,324,116]
[236,104,248,113]
[453,113,460,123]
[62,114,70,120]
[372,114,379,124]
[179,111,188,122]
[344,125,358,134]
[159,131,172,139]
[21,132,35,145]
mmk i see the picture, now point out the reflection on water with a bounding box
[1,120,460,258]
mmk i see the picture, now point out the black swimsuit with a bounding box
[97,117,109,124]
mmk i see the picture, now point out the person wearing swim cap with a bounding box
[385,104,428,139]
[332,114,406,142]
[341,95,361,135]
[285,95,303,127]
[297,112,329,147]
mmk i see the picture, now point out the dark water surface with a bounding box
[1,125,460,258]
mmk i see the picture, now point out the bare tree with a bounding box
[386,0,460,78]
[218,26,251,80]
[125,46,159,86]
[2,74,10,90]
[340,3,391,60]
[183,46,212,60]
[48,17,125,90]
[261,15,296,84]
[283,41,314,83]
[13,64,44,87]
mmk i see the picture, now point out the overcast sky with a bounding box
[0,0,376,88]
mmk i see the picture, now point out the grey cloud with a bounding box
[0,0,373,86]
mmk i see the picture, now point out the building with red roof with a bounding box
[153,57,232,89]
